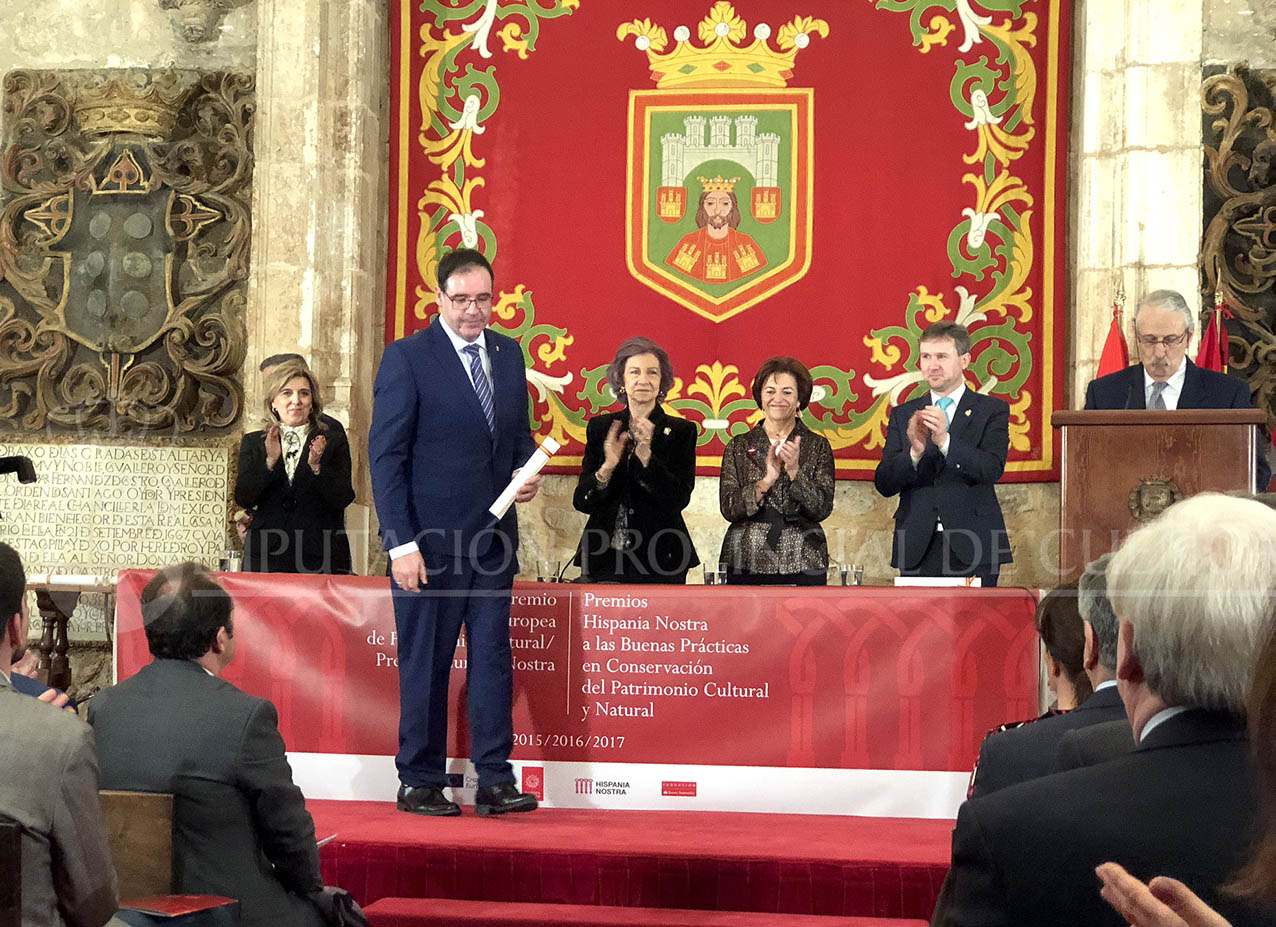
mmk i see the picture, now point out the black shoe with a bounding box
[396,783,461,816]
[474,782,538,816]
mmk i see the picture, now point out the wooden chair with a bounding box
[99,791,238,924]
[0,815,19,927]
[99,791,174,900]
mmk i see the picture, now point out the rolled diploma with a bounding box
[488,436,560,520]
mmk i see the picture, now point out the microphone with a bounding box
[1123,384,1136,410]
[0,456,35,483]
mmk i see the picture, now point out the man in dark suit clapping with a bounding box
[874,321,1011,586]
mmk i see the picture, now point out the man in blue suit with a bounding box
[1083,288,1270,489]
[874,321,1011,586]
[370,248,540,817]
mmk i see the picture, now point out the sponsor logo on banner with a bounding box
[622,5,821,323]
[575,777,593,795]
[522,766,545,801]
[662,780,697,797]
[595,780,631,797]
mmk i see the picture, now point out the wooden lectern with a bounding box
[1052,409,1266,582]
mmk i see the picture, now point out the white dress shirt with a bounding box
[1137,704,1191,744]
[440,321,492,389]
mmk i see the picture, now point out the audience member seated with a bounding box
[87,563,340,927]
[1053,715,1138,772]
[1095,607,1276,927]
[235,361,355,573]
[719,356,835,584]
[0,541,119,927]
[968,556,1127,798]
[9,646,75,711]
[931,493,1276,927]
[572,337,699,583]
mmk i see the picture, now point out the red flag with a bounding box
[1195,303,1229,373]
[1096,304,1129,377]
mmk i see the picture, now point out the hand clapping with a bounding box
[776,434,801,478]
[307,434,326,473]
[918,405,949,445]
[907,405,948,454]
[630,415,654,466]
[265,425,282,468]
[601,419,629,473]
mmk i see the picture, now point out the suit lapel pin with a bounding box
[663,427,670,435]
[964,409,971,417]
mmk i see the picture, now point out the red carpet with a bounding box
[312,801,953,920]
[363,896,930,926]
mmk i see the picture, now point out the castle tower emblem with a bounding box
[620,3,825,322]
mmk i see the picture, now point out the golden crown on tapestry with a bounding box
[617,2,829,90]
[697,175,740,193]
[73,70,200,138]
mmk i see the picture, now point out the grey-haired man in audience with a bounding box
[934,493,1276,927]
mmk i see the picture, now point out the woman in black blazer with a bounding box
[572,337,700,584]
[235,361,355,573]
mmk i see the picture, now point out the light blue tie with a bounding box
[937,396,955,422]
[463,343,496,434]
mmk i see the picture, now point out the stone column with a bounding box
[1071,0,1207,402]
[251,0,388,571]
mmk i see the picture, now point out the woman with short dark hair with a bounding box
[572,337,699,583]
[718,356,834,584]
[234,361,355,573]
[1037,581,1093,709]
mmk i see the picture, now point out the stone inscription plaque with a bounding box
[0,444,228,574]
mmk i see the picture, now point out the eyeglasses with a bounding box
[1135,331,1190,348]
[443,292,494,310]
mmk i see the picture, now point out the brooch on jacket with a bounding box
[746,445,759,457]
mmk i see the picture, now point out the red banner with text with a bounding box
[115,571,1038,774]
[388,0,1070,479]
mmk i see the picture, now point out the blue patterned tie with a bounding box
[937,396,955,422]
[463,343,496,434]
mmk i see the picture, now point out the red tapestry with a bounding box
[388,0,1070,479]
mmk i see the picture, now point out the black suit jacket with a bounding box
[935,709,1273,927]
[1084,361,1270,488]
[969,684,1128,798]
[1052,716,1137,772]
[874,389,1011,572]
[572,405,699,581]
[235,423,356,573]
[88,659,324,927]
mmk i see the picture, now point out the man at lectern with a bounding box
[369,248,542,818]
[1083,288,1270,488]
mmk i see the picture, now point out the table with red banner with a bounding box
[113,571,1039,819]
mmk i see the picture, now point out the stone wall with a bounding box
[5,0,1269,612]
